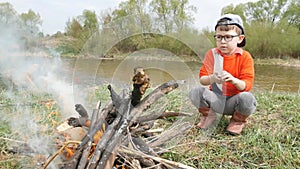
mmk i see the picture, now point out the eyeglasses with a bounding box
[214,35,240,42]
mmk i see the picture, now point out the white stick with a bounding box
[271,83,275,93]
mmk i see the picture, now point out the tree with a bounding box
[221,0,300,58]
[63,10,99,55]
[79,10,99,37]
[283,0,300,30]
[20,9,42,36]
[150,0,172,33]
[0,2,18,26]
[150,0,196,33]
[170,0,196,32]
[112,0,151,34]
[222,0,296,26]
[65,18,83,38]
[221,4,246,22]
[244,0,290,24]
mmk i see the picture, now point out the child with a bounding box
[189,14,257,135]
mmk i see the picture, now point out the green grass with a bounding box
[0,90,61,169]
[162,92,300,169]
[0,88,299,168]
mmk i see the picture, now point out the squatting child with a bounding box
[189,14,257,135]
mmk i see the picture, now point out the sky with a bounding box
[3,0,259,35]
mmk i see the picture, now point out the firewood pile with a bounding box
[43,67,194,169]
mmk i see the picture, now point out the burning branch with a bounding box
[43,67,193,169]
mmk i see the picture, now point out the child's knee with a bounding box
[237,92,257,115]
[189,87,205,107]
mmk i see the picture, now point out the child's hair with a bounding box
[216,19,242,34]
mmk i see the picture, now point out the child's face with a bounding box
[215,29,245,55]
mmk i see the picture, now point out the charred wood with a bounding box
[131,67,150,107]
[75,104,89,118]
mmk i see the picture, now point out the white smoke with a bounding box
[0,25,77,115]
[0,24,78,168]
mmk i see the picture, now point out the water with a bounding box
[1,57,299,94]
[253,64,300,93]
[61,57,300,94]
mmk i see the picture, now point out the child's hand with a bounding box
[209,72,224,84]
[221,71,237,84]
[221,70,246,90]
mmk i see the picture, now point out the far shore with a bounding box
[254,58,300,68]
[63,53,300,68]
[13,51,300,68]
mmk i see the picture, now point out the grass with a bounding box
[0,88,299,168]
[0,90,61,169]
[162,92,300,169]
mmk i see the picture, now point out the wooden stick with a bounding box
[77,104,111,149]
[77,108,100,169]
[25,73,37,88]
[77,141,92,169]
[120,146,195,169]
[148,122,191,147]
[271,83,275,93]
[42,141,82,169]
[96,82,179,169]
[87,115,122,169]
[129,81,179,126]
[130,136,157,156]
[45,81,181,168]
[96,112,130,169]
[0,136,26,144]
[135,111,192,123]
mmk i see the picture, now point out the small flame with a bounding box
[56,122,106,159]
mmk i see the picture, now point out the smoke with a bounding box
[0,25,78,114]
[0,24,79,168]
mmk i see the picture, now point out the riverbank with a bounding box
[254,58,300,68]
[16,49,300,68]
[69,53,300,68]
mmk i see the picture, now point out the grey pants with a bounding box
[189,87,257,116]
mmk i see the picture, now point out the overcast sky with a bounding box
[3,0,258,35]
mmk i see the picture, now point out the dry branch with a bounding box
[43,77,194,169]
[120,146,195,169]
[135,111,192,124]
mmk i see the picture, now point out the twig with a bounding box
[0,136,26,144]
[42,140,82,169]
[271,83,275,93]
[120,146,195,169]
[135,111,192,123]
[25,73,38,88]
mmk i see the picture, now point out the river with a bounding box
[62,57,300,94]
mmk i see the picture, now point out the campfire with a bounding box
[42,67,194,169]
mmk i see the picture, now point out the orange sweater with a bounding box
[200,48,254,96]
